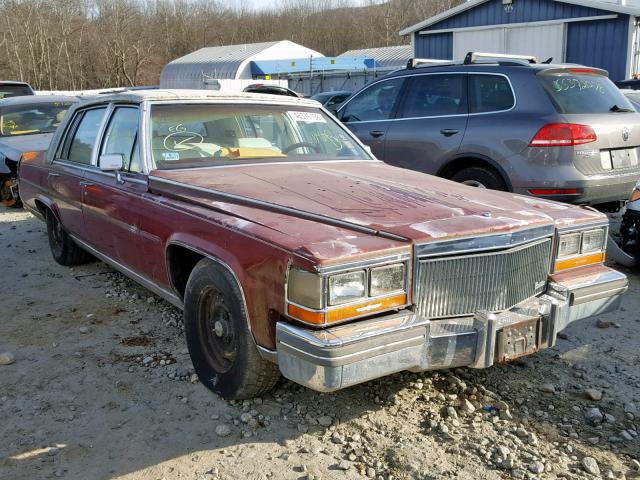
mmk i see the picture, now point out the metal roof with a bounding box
[338,45,412,69]
[400,0,640,36]
[0,95,79,107]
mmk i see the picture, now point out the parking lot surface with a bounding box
[1,207,639,480]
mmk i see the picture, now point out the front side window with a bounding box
[399,74,466,118]
[469,74,514,114]
[150,103,371,170]
[340,78,404,122]
[66,108,107,165]
[0,101,74,137]
[100,107,141,172]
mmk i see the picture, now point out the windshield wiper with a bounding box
[610,104,635,112]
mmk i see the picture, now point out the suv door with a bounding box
[383,73,468,173]
[82,105,148,270]
[49,106,108,239]
[337,77,405,158]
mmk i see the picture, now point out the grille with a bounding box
[415,238,551,319]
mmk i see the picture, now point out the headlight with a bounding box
[286,260,409,326]
[370,264,405,297]
[555,226,607,271]
[329,271,366,305]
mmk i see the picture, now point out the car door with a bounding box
[383,73,468,174]
[82,105,148,270]
[48,106,108,240]
[337,77,405,159]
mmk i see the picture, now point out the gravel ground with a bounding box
[1,207,639,480]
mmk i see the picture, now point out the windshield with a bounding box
[0,102,73,136]
[150,103,371,170]
[0,84,33,99]
[538,73,635,114]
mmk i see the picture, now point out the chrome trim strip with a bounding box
[70,234,184,310]
[257,345,278,364]
[147,159,380,172]
[414,224,554,258]
[151,176,410,243]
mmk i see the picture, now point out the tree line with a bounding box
[0,0,460,90]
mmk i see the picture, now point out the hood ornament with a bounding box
[622,126,630,142]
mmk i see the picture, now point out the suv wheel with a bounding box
[451,166,507,191]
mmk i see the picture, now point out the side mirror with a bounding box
[99,154,123,171]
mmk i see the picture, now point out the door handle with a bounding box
[48,172,60,177]
[440,129,460,137]
[369,130,385,138]
[79,181,94,187]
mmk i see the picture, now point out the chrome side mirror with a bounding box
[99,154,123,171]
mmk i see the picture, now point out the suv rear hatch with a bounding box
[537,67,640,176]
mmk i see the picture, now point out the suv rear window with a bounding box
[0,84,33,99]
[538,73,633,114]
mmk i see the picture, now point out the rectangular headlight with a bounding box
[557,232,581,258]
[329,271,366,306]
[581,229,605,254]
[370,263,405,297]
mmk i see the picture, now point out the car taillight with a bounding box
[529,123,597,147]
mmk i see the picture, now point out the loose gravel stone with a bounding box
[540,383,555,393]
[581,457,600,476]
[0,352,15,365]
[317,416,332,427]
[215,424,232,437]
[528,461,544,474]
[584,388,603,401]
[585,407,603,425]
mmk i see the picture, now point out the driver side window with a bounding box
[100,107,141,173]
[340,78,404,123]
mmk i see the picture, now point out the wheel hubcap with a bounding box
[199,290,237,373]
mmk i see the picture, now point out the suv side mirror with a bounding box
[99,154,123,171]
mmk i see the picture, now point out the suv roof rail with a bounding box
[463,52,539,65]
[406,58,456,69]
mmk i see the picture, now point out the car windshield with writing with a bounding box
[150,104,371,170]
[538,71,635,114]
[0,101,74,137]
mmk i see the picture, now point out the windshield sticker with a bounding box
[289,111,326,123]
[161,152,180,161]
[163,124,204,151]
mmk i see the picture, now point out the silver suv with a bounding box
[335,53,640,207]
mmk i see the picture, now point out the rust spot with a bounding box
[120,336,155,347]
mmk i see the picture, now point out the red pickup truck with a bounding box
[18,90,628,399]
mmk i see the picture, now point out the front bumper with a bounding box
[275,266,627,392]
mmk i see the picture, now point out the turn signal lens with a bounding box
[555,252,605,272]
[529,123,597,147]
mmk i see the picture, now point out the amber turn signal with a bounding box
[20,151,40,161]
[554,252,605,272]
[287,293,408,326]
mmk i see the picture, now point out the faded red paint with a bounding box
[19,152,607,349]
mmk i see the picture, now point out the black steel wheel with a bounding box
[45,209,92,266]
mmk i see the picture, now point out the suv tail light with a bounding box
[529,123,597,147]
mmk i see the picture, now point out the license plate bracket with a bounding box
[495,318,541,362]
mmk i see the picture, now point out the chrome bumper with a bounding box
[275,266,627,392]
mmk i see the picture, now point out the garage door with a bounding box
[453,23,565,63]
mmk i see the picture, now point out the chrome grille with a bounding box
[415,238,551,319]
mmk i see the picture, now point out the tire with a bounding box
[46,210,93,266]
[183,258,280,400]
[451,166,507,191]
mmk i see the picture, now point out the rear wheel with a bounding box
[451,166,507,191]
[46,210,93,266]
[184,258,279,399]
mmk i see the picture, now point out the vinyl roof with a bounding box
[0,95,79,106]
[400,0,640,36]
[338,45,412,69]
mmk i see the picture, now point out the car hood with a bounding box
[0,133,53,161]
[150,160,604,244]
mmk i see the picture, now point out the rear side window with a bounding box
[0,84,33,99]
[399,74,466,118]
[469,75,514,113]
[65,108,107,165]
[538,73,634,114]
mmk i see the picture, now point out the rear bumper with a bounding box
[275,266,627,392]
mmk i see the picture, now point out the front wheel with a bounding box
[451,166,507,191]
[184,258,280,399]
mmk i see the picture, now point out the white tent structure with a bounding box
[160,40,324,91]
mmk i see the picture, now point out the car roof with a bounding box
[80,89,320,108]
[0,94,80,107]
[385,62,599,79]
[0,80,32,86]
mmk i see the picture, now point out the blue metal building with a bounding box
[400,0,640,81]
